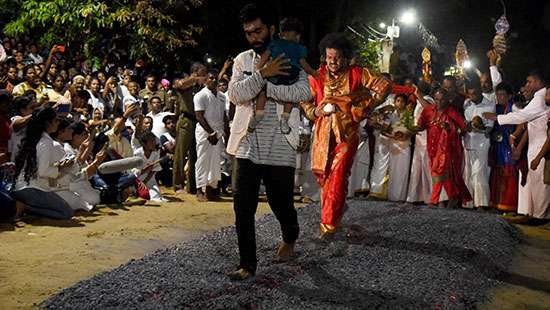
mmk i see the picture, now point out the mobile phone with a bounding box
[57,45,65,53]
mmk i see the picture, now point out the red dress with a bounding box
[418,105,472,204]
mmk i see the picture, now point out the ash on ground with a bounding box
[43,200,519,309]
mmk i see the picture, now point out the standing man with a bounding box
[140,74,168,110]
[463,80,495,209]
[194,70,229,201]
[172,63,207,194]
[418,88,472,208]
[301,33,391,238]
[484,71,550,220]
[226,3,311,280]
[407,81,434,204]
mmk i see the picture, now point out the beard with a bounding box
[251,35,271,54]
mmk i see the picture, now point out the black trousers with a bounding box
[232,158,299,274]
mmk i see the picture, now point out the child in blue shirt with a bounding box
[249,17,319,134]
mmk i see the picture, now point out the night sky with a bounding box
[190,0,550,88]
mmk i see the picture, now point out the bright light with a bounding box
[400,9,416,25]
[379,22,386,29]
[206,57,213,64]
[464,60,472,69]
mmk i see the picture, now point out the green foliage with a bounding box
[355,39,381,72]
[3,0,204,65]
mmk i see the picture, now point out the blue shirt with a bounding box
[268,39,307,69]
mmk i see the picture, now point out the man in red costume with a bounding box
[417,88,472,207]
[301,33,391,238]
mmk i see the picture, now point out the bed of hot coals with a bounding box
[43,201,519,309]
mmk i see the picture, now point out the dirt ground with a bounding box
[0,189,284,309]
[0,191,549,309]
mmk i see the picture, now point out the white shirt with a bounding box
[498,88,549,158]
[133,147,162,178]
[16,133,63,191]
[463,97,495,150]
[146,111,174,138]
[28,53,43,64]
[88,90,105,111]
[194,87,226,137]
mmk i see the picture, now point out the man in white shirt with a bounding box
[146,96,174,138]
[484,70,550,219]
[463,81,495,208]
[226,3,311,281]
[407,81,434,204]
[193,70,228,201]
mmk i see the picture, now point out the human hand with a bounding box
[482,112,497,121]
[207,133,219,145]
[530,157,542,171]
[512,148,522,161]
[95,149,108,163]
[0,75,8,88]
[487,49,498,66]
[123,104,139,119]
[57,158,75,169]
[223,58,233,69]
[50,45,61,55]
[314,103,333,117]
[259,54,291,79]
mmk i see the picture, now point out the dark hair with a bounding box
[443,75,456,83]
[395,94,408,104]
[318,32,354,59]
[434,87,450,101]
[239,3,275,27]
[465,75,481,90]
[528,69,548,85]
[417,80,432,96]
[15,107,57,184]
[140,131,157,145]
[280,17,303,34]
[162,115,175,124]
[190,62,206,74]
[150,95,162,102]
[495,82,514,95]
[12,95,32,115]
[70,121,87,137]
[145,74,156,80]
[207,68,220,77]
[218,77,229,84]
[51,117,72,140]
[23,64,35,76]
[92,132,109,156]
[0,89,11,106]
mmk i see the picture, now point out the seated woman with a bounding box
[50,119,106,211]
[11,107,74,220]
